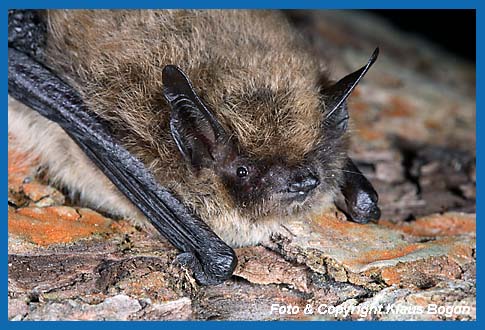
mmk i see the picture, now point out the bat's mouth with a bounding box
[284,190,311,203]
[276,186,321,213]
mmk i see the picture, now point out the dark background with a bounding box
[369,10,476,62]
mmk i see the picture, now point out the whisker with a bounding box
[340,170,366,176]
[325,169,366,177]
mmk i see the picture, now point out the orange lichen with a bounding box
[380,213,475,237]
[348,243,425,268]
[17,206,80,222]
[313,212,378,236]
[313,212,358,232]
[380,267,402,285]
[9,206,113,246]
[78,208,111,226]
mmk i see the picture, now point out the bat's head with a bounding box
[162,49,378,222]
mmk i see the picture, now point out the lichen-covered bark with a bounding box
[8,10,475,321]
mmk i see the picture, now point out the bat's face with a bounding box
[215,145,344,218]
[163,49,377,221]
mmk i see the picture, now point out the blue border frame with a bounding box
[0,0,479,9]
[3,0,480,328]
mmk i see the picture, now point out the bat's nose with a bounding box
[289,174,320,194]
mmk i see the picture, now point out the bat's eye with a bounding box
[236,166,248,178]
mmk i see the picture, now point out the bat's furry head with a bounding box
[43,10,377,246]
[163,65,344,219]
[161,49,376,235]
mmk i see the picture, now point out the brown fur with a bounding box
[9,10,349,247]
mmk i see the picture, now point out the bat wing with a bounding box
[8,47,237,285]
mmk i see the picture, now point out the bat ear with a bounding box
[322,48,379,135]
[162,65,228,169]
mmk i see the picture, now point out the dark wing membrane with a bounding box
[8,48,237,285]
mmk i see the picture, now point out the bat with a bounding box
[8,9,380,285]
